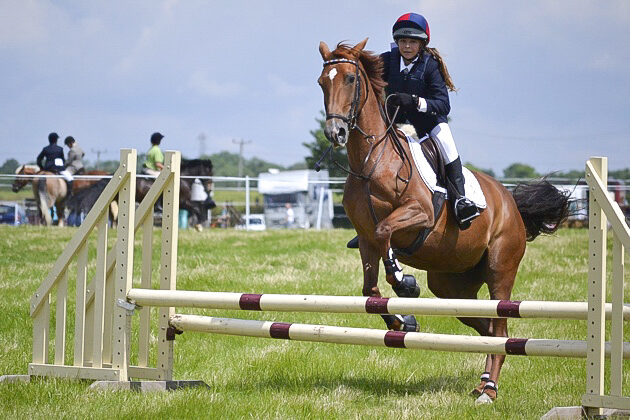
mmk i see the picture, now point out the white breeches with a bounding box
[59,170,73,182]
[430,123,459,164]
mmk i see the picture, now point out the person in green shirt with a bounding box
[143,132,165,177]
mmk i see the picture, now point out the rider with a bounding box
[61,136,85,196]
[385,13,479,230]
[142,132,165,177]
[36,132,66,177]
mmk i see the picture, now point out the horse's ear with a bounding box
[351,38,369,55]
[319,41,332,60]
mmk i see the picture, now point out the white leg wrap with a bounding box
[386,248,403,281]
[430,123,459,164]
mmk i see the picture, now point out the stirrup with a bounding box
[454,197,479,230]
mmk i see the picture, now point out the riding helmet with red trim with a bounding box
[392,13,430,43]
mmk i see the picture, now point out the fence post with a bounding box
[245,176,250,230]
[111,149,137,381]
[585,156,607,418]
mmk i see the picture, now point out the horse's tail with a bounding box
[511,179,570,241]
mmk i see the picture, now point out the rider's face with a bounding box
[397,38,422,61]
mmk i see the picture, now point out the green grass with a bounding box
[0,227,628,419]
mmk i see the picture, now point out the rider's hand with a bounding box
[390,93,418,110]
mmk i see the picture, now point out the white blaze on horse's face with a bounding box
[328,68,337,81]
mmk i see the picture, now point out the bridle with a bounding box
[322,58,363,131]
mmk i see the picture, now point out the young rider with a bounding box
[61,136,85,196]
[142,132,165,177]
[385,13,479,230]
[36,132,66,177]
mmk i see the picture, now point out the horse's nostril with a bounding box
[338,127,346,139]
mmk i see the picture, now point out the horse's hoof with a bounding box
[470,388,482,397]
[401,314,418,332]
[392,274,420,298]
[194,224,203,232]
[475,393,494,405]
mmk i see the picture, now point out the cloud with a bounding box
[267,74,311,97]
[186,70,244,97]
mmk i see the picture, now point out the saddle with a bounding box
[391,129,447,257]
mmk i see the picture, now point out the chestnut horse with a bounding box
[317,39,569,403]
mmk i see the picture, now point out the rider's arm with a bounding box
[419,59,450,116]
[36,149,45,169]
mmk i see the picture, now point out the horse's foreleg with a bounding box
[360,237,401,328]
[38,192,52,226]
[374,201,433,331]
[56,201,65,227]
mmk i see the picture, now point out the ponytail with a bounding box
[424,46,457,92]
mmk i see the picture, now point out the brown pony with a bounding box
[12,166,110,226]
[317,39,569,403]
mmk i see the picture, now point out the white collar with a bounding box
[399,55,419,73]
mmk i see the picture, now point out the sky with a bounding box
[1,0,629,175]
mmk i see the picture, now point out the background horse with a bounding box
[13,165,67,226]
[317,39,569,403]
[136,158,216,231]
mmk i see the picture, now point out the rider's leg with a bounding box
[60,169,74,197]
[430,123,479,229]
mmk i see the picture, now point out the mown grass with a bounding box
[0,226,628,419]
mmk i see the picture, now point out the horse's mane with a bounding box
[182,158,213,173]
[331,43,387,105]
[15,164,39,174]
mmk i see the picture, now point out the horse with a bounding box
[317,39,570,403]
[135,159,216,230]
[13,165,111,226]
[13,165,67,226]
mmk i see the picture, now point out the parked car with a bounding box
[0,202,27,225]
[235,214,266,231]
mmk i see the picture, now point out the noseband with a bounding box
[322,58,363,130]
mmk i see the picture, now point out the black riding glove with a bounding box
[390,93,418,110]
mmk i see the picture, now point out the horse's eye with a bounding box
[346,74,355,84]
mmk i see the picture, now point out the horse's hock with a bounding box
[1,149,628,418]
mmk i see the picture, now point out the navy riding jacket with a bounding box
[381,46,450,136]
[36,144,66,172]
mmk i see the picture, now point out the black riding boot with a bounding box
[445,158,479,230]
[66,180,73,198]
[347,235,359,249]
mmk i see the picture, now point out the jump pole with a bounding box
[128,289,630,321]
[168,314,630,360]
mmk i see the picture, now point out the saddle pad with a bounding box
[407,134,487,209]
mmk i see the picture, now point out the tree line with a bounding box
[2,113,629,180]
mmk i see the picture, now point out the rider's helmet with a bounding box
[392,13,430,44]
[150,132,164,145]
[48,132,59,143]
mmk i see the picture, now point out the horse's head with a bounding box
[12,165,37,192]
[317,38,371,147]
[181,159,216,209]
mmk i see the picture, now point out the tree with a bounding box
[463,162,495,178]
[503,163,539,179]
[610,168,630,180]
[302,111,349,178]
[0,158,19,174]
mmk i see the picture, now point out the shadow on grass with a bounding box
[217,370,477,397]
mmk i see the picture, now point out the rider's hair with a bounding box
[421,41,456,92]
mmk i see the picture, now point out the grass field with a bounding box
[0,226,628,419]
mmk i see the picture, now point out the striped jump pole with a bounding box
[169,314,630,359]
[128,289,630,321]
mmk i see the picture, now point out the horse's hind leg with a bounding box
[427,262,517,403]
